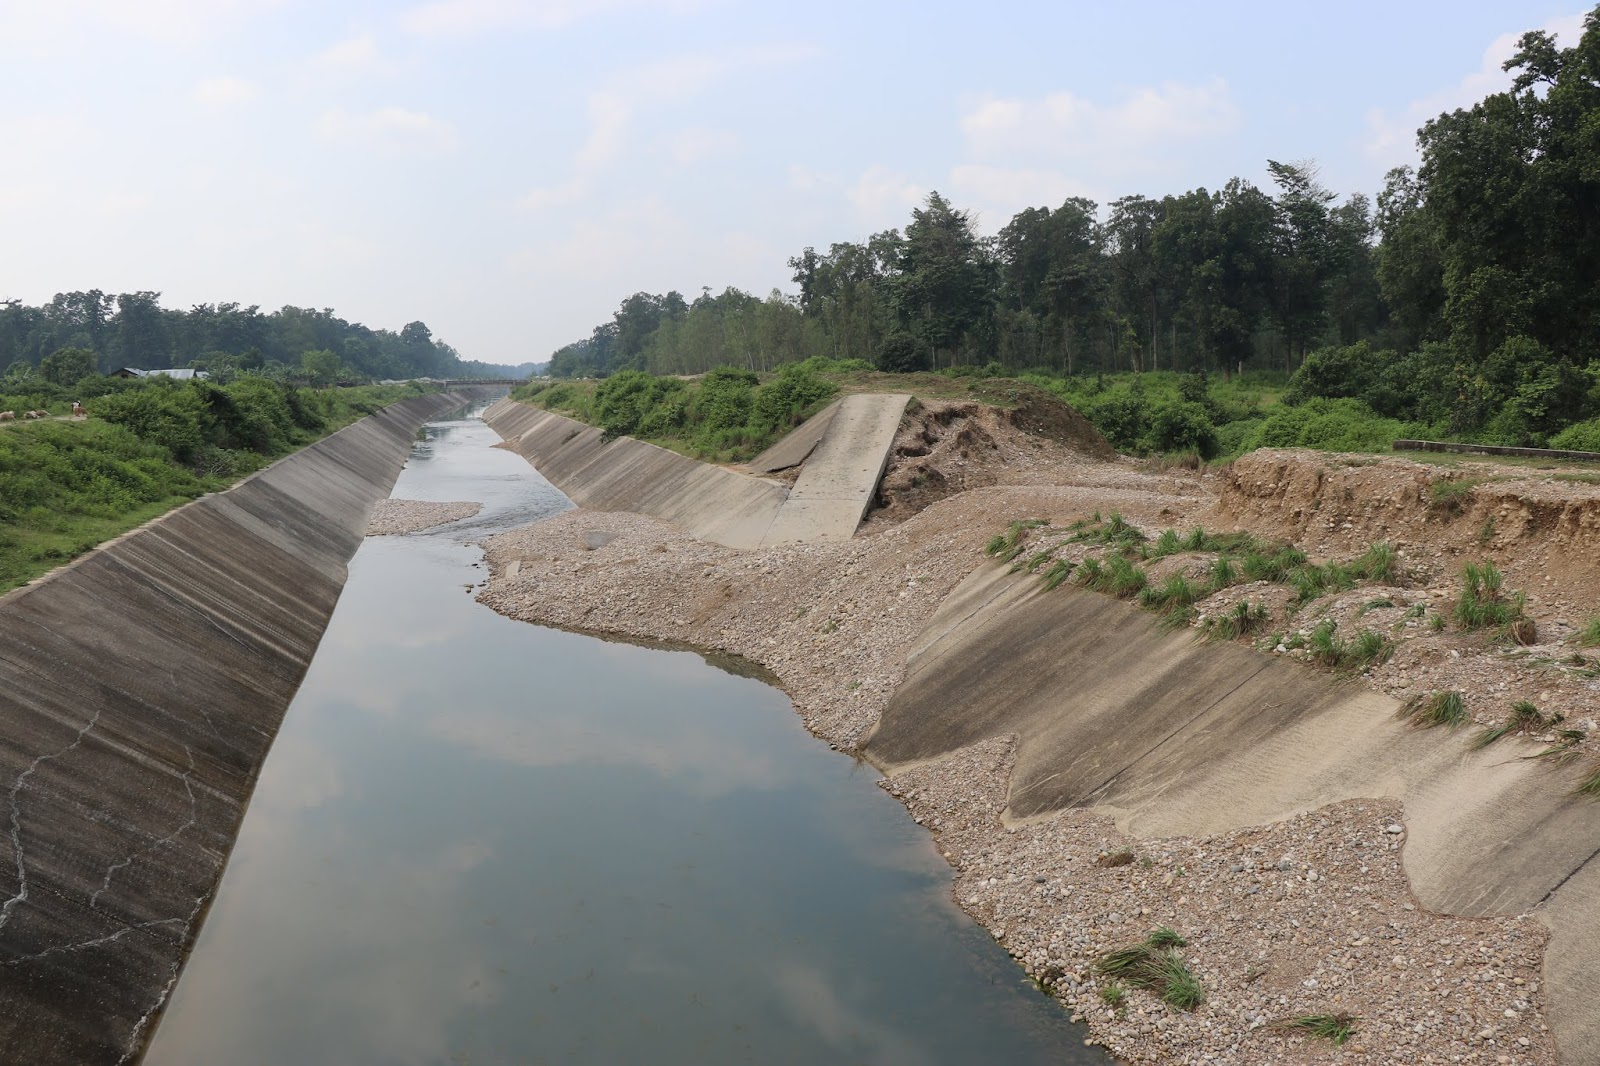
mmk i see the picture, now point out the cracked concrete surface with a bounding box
[0,391,471,1065]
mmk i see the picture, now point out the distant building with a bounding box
[111,368,210,380]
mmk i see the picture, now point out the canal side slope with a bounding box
[0,391,466,1066]
[482,394,911,547]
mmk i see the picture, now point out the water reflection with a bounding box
[145,411,1110,1066]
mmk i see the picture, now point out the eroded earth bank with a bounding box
[477,395,1600,1066]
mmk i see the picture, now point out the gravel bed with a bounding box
[366,498,482,536]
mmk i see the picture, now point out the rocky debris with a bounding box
[365,498,481,536]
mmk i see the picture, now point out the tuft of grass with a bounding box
[1139,572,1202,619]
[1146,926,1186,949]
[1427,477,1482,517]
[1428,612,1447,632]
[1358,598,1395,616]
[1092,929,1205,1011]
[1309,618,1343,668]
[1098,980,1128,1013]
[1208,555,1238,592]
[1349,628,1393,670]
[1074,557,1104,590]
[1083,554,1147,599]
[1040,558,1074,591]
[1205,600,1271,642]
[1269,1013,1359,1045]
[1582,616,1600,648]
[1241,544,1307,583]
[986,518,1048,562]
[1010,549,1053,575]
[1575,763,1600,798]
[1400,690,1467,731]
[1453,562,1532,642]
[1470,696,1541,751]
[1348,542,1398,583]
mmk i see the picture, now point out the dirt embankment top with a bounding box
[1213,449,1600,616]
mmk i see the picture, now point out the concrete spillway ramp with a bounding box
[744,400,840,474]
[863,562,1600,1064]
[0,392,466,1065]
[759,393,910,546]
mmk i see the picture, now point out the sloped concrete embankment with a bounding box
[862,563,1600,1064]
[0,392,466,1066]
[482,395,912,548]
[483,398,788,548]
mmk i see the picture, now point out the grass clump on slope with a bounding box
[1092,927,1204,1012]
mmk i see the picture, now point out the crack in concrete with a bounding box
[90,747,198,911]
[114,890,212,1066]
[0,704,104,933]
[0,915,185,967]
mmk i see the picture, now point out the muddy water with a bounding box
[144,408,1110,1066]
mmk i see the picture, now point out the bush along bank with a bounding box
[510,360,841,462]
[0,378,439,590]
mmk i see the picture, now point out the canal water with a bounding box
[145,407,1109,1066]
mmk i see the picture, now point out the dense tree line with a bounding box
[0,293,528,384]
[549,11,1600,446]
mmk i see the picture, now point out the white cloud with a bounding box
[516,44,813,211]
[960,78,1240,175]
[848,165,924,225]
[314,33,382,72]
[316,107,456,153]
[1364,12,1588,170]
[666,126,737,166]
[400,0,712,36]
[193,76,261,108]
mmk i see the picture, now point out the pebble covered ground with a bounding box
[365,498,481,536]
[475,480,1565,1065]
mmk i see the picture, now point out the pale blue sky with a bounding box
[0,1,1584,364]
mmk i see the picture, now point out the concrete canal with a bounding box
[144,406,1109,1065]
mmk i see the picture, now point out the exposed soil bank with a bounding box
[478,402,1600,1065]
[0,391,471,1066]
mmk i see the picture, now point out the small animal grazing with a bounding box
[0,411,14,421]
[71,401,85,418]
[24,410,46,419]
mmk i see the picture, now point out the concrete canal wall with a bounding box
[0,391,469,1065]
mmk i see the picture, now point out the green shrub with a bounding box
[1550,417,1600,452]
[1245,397,1411,453]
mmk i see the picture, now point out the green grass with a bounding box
[1575,764,1600,798]
[1041,558,1075,591]
[1453,562,1533,642]
[1203,600,1271,642]
[1581,616,1600,647]
[985,518,1048,562]
[1097,980,1128,1013]
[1400,690,1467,731]
[1270,1013,1359,1045]
[1427,477,1482,517]
[1470,699,1544,751]
[1307,619,1393,673]
[1092,929,1205,1011]
[1139,573,1203,618]
[0,383,424,591]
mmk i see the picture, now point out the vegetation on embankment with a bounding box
[0,379,440,590]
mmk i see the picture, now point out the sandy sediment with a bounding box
[366,498,481,536]
[477,476,1562,1065]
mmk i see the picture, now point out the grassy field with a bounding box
[0,382,437,592]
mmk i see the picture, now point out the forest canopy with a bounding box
[545,10,1600,450]
[0,294,530,385]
